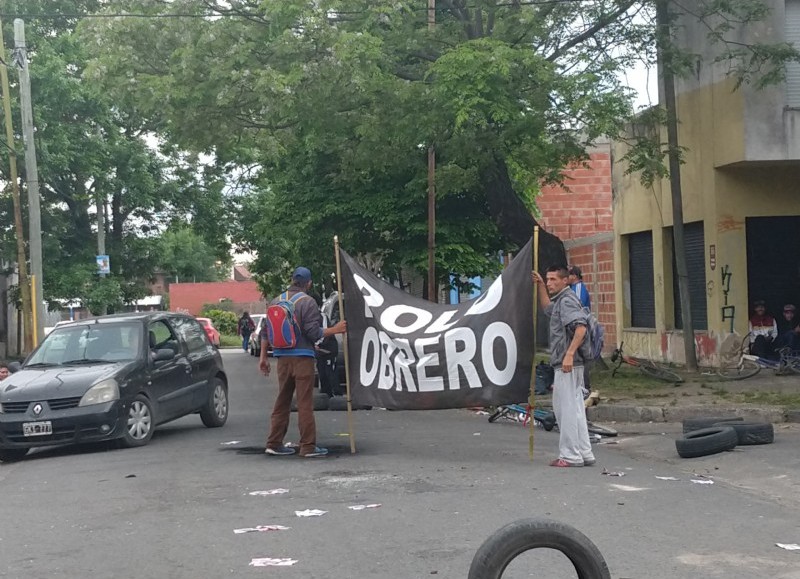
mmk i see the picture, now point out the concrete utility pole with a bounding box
[427,0,436,303]
[656,0,698,371]
[0,18,32,352]
[14,19,44,343]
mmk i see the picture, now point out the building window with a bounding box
[671,222,708,331]
[787,0,800,107]
[628,231,655,328]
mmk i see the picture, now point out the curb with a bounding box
[586,404,799,424]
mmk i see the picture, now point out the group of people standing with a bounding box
[749,300,800,358]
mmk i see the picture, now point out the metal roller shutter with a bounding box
[787,0,800,107]
[629,231,656,328]
[673,222,708,331]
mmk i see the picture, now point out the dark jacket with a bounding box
[261,284,323,358]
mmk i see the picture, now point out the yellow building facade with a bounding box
[612,2,800,366]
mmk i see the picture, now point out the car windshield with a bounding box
[26,323,143,366]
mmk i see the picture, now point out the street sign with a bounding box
[96,254,110,275]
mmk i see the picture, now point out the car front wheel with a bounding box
[201,378,228,428]
[120,394,155,448]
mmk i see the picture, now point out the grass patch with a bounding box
[220,334,241,348]
[728,391,800,407]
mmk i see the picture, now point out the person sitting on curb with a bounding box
[774,304,800,352]
[749,300,777,358]
[533,266,595,468]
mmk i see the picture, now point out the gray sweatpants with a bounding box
[552,366,594,464]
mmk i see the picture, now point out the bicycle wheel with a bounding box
[779,357,800,375]
[716,359,761,380]
[639,362,684,383]
[587,422,618,437]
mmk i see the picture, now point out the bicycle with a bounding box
[716,333,800,380]
[610,341,684,383]
[487,403,618,438]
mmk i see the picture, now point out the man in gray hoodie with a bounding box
[533,266,595,467]
[259,267,347,457]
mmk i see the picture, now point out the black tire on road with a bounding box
[713,421,774,445]
[313,392,330,411]
[468,518,611,579]
[328,396,349,411]
[120,394,155,448]
[0,448,29,462]
[683,416,743,434]
[200,377,229,428]
[675,426,738,458]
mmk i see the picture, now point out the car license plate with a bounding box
[23,421,52,436]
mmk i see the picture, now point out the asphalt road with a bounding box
[2,349,800,578]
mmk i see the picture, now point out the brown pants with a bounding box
[267,357,317,455]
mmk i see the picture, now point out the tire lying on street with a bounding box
[682,416,743,434]
[328,396,349,411]
[675,426,738,458]
[713,421,774,445]
[467,518,611,579]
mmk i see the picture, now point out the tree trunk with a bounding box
[111,190,124,274]
[479,156,566,269]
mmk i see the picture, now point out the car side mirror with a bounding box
[8,361,21,373]
[152,349,175,362]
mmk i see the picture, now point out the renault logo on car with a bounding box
[32,403,43,416]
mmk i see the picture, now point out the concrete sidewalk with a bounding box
[538,368,800,423]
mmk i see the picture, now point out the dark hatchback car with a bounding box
[0,312,229,462]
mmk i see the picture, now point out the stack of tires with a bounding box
[675,416,774,458]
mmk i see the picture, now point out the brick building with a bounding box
[536,140,616,351]
[169,280,266,316]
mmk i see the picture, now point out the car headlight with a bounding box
[79,379,120,407]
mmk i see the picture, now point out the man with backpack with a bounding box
[259,267,347,458]
[533,266,595,468]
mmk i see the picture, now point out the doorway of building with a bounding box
[746,216,800,317]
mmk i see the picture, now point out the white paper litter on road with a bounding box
[234,525,290,534]
[249,489,290,496]
[473,432,481,436]
[295,509,327,517]
[348,504,382,511]
[655,476,680,481]
[220,440,242,445]
[691,479,714,485]
[776,543,800,551]
[602,469,625,477]
[249,558,298,567]
[609,484,650,492]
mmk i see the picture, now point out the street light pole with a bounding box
[14,19,44,344]
[0,18,32,352]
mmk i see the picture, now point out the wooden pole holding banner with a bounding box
[529,227,539,461]
[333,236,356,454]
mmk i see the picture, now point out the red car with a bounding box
[196,317,221,347]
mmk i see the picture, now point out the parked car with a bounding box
[196,317,221,347]
[0,312,229,462]
[248,314,267,356]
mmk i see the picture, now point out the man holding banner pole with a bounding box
[533,267,595,468]
[259,267,347,458]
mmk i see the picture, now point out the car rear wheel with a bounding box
[0,448,29,462]
[120,394,155,448]
[201,378,228,427]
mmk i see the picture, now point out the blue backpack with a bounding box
[580,308,605,361]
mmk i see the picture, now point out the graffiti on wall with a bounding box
[721,265,735,333]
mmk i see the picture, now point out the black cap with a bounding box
[568,265,583,279]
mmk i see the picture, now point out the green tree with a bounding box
[158,227,226,283]
[0,0,233,315]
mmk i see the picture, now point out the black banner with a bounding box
[340,241,533,410]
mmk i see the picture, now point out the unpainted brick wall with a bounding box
[566,240,616,351]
